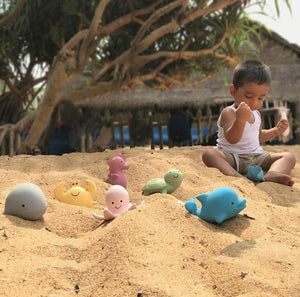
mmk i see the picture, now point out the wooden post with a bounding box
[119,124,124,148]
[196,107,203,144]
[151,121,157,150]
[80,133,86,152]
[206,106,212,144]
[295,101,300,144]
[9,129,14,156]
[1,138,7,155]
[15,133,22,151]
[158,124,163,149]
[86,133,93,151]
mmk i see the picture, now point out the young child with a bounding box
[202,60,296,186]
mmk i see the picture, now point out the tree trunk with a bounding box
[17,57,67,153]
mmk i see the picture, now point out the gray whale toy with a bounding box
[4,183,47,221]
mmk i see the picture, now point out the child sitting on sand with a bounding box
[202,60,296,186]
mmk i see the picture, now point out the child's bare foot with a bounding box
[264,171,294,186]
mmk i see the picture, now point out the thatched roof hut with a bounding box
[267,64,300,102]
[81,78,233,110]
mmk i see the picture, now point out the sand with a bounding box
[0,145,299,297]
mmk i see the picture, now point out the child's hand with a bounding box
[235,102,252,122]
[274,119,289,135]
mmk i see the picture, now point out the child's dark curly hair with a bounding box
[232,60,271,89]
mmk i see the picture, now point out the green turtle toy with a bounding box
[142,168,183,196]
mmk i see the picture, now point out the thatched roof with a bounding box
[81,64,300,110]
[268,64,300,102]
[260,27,300,56]
[82,77,232,110]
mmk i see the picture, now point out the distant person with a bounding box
[202,60,296,186]
[129,109,152,146]
[169,108,193,144]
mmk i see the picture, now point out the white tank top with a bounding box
[217,105,263,154]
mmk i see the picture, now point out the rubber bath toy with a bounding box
[142,168,183,196]
[4,183,47,221]
[106,153,129,188]
[185,187,246,224]
[246,165,265,182]
[92,185,136,221]
[54,179,97,208]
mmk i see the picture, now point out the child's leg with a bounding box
[260,152,296,186]
[202,149,245,178]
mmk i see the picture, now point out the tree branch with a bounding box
[24,81,47,111]
[0,125,12,144]
[78,0,112,70]
[13,109,36,133]
[136,0,240,54]
[3,77,23,97]
[183,0,240,24]
[131,0,186,46]
[0,0,27,28]
[214,52,240,65]
[136,31,230,66]
[58,1,164,78]
[88,1,167,79]
[57,80,120,104]
[156,72,216,87]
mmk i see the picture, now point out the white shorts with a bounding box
[218,149,270,175]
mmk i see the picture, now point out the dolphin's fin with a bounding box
[215,213,227,224]
[196,193,208,205]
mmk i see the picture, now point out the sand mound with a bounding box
[1,145,299,297]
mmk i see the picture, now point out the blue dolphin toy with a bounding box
[246,165,265,182]
[185,187,246,224]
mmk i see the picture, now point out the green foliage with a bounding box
[1,0,98,68]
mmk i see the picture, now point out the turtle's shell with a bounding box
[142,169,183,195]
[142,178,166,195]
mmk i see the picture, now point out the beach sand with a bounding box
[0,145,299,297]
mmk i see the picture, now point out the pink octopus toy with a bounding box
[92,185,136,221]
[106,153,129,188]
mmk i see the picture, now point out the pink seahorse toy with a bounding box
[106,153,129,188]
